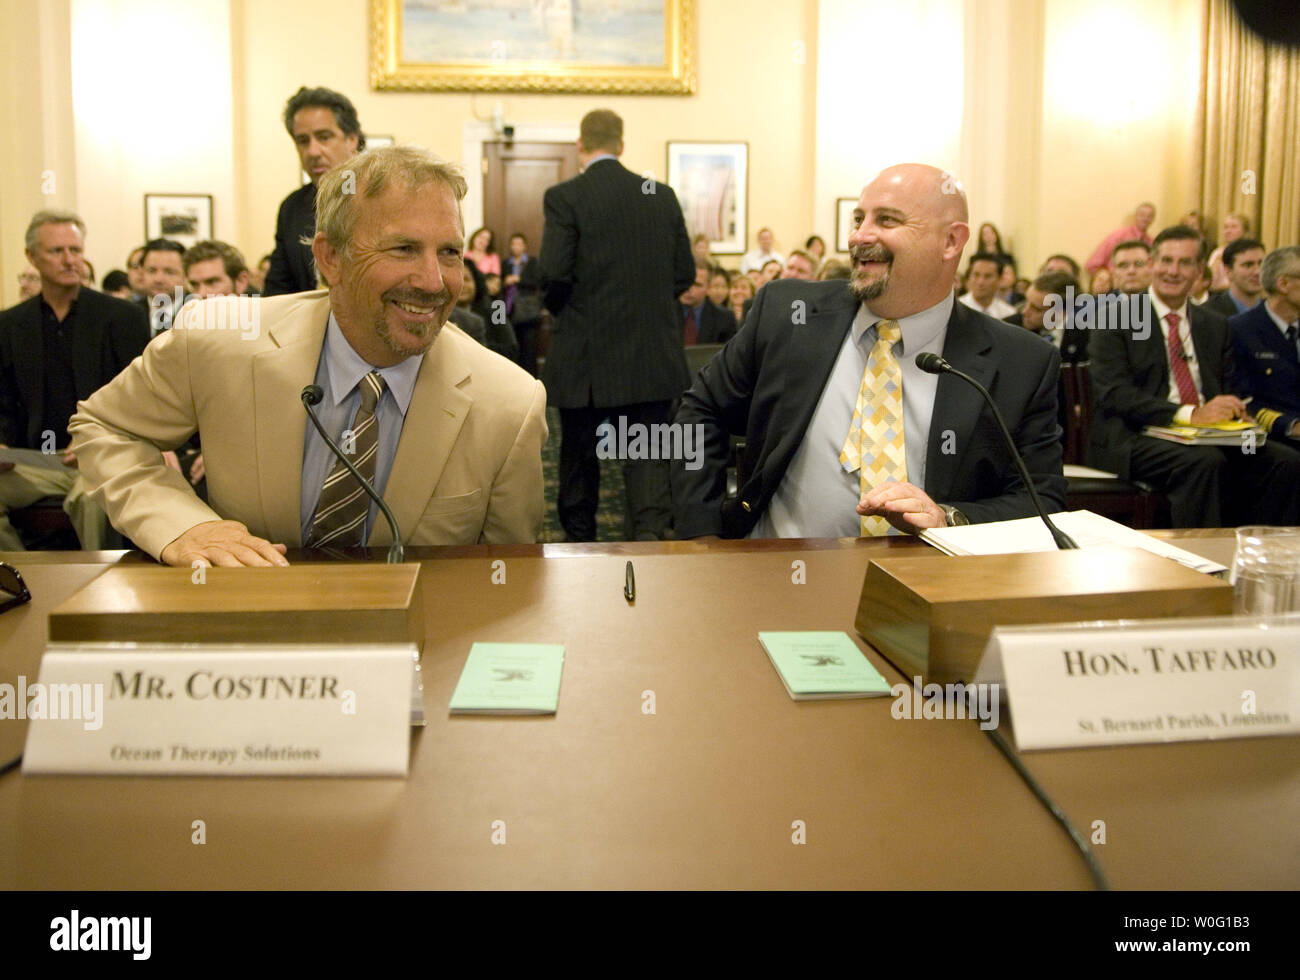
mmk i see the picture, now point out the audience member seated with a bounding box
[0,209,149,550]
[16,263,41,302]
[465,227,501,276]
[691,233,712,267]
[740,227,784,274]
[976,221,1017,271]
[452,268,519,363]
[125,246,146,299]
[706,269,730,307]
[1005,269,1086,360]
[1088,225,1300,528]
[679,260,736,346]
[1189,261,1213,306]
[136,238,187,335]
[101,269,133,299]
[997,256,1024,306]
[818,258,851,281]
[249,254,272,294]
[727,273,755,326]
[958,252,1016,318]
[804,235,826,263]
[1229,245,1300,449]
[1207,213,1249,291]
[759,258,782,285]
[1203,237,1266,317]
[1041,253,1081,279]
[1109,240,1152,295]
[782,250,816,280]
[1089,267,1112,295]
[265,86,363,297]
[1086,201,1156,273]
[449,275,489,344]
[183,240,255,299]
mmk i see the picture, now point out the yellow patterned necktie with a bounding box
[839,319,906,536]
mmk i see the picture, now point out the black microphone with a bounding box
[301,384,404,563]
[914,353,1077,550]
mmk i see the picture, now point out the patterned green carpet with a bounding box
[540,406,629,542]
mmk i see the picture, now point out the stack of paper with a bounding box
[449,643,565,714]
[758,631,892,701]
[919,510,1227,575]
[1143,419,1263,446]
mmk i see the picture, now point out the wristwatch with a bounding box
[940,504,969,527]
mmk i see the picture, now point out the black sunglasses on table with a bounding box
[0,560,31,615]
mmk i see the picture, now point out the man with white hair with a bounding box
[0,210,148,550]
[673,164,1065,538]
[70,146,547,566]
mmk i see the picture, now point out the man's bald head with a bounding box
[869,163,970,224]
[847,163,971,319]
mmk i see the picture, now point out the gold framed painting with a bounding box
[370,0,696,94]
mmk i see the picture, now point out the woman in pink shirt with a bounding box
[465,227,501,276]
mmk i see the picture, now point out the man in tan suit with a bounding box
[69,147,547,566]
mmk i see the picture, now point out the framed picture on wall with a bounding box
[144,194,213,250]
[667,141,748,255]
[369,0,695,95]
[835,197,858,253]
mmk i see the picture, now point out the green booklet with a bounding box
[449,643,566,714]
[758,631,892,700]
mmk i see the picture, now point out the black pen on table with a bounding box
[624,560,635,603]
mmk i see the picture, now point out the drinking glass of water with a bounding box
[1231,526,1300,614]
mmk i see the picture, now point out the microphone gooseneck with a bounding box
[914,354,1077,550]
[300,385,405,563]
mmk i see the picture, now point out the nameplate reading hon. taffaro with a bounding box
[22,643,418,776]
[973,616,1300,751]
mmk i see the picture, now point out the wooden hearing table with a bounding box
[0,532,1294,890]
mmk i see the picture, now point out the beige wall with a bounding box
[1,0,1210,307]
[236,0,817,266]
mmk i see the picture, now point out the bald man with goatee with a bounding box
[671,163,1066,539]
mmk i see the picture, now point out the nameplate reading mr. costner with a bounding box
[974,617,1300,751]
[22,643,417,776]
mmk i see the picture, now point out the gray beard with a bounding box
[850,270,888,302]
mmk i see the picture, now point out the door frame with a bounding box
[461,121,579,237]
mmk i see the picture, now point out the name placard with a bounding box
[20,643,419,776]
[973,615,1300,751]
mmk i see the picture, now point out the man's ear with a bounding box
[234,271,249,295]
[312,233,338,288]
[944,222,971,262]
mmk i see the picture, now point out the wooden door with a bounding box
[481,141,579,256]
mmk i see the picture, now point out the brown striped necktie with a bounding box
[307,371,386,548]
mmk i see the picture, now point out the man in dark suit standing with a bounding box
[672,164,1066,539]
[1230,245,1300,449]
[263,86,364,297]
[0,210,149,549]
[1089,226,1300,527]
[540,109,695,540]
[681,260,737,346]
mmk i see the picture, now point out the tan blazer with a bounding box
[68,291,547,558]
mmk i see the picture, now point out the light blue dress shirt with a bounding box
[300,314,424,543]
[750,292,954,538]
